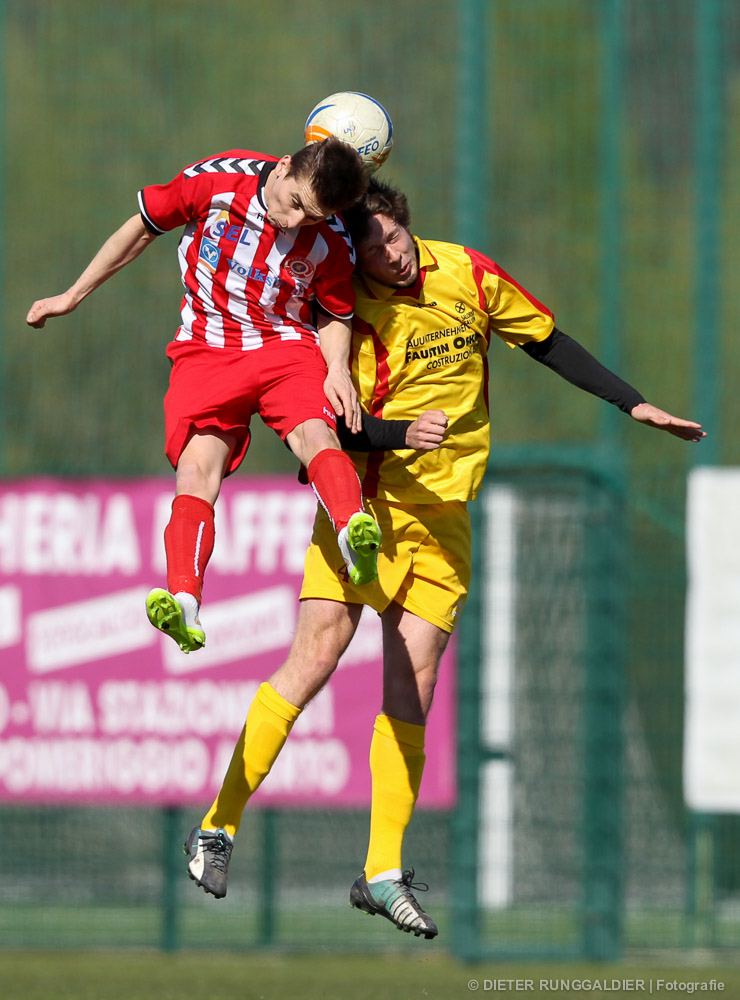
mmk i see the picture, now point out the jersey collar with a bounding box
[256,161,276,211]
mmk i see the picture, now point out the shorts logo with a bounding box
[199,237,221,273]
[284,256,316,280]
[323,406,337,423]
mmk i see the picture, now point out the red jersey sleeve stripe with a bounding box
[466,246,554,320]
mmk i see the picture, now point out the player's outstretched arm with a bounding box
[26,214,158,329]
[523,328,705,444]
[629,402,706,442]
[317,313,362,433]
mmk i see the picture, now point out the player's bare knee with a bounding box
[287,418,340,466]
[175,463,221,504]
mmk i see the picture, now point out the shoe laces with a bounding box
[398,868,429,895]
[201,830,232,873]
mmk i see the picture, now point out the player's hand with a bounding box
[26,292,77,329]
[630,402,706,442]
[405,409,448,450]
[324,362,362,434]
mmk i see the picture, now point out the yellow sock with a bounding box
[201,682,301,837]
[363,714,426,881]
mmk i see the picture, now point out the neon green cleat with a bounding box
[145,588,205,653]
[338,512,382,585]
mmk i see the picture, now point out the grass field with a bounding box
[2,952,739,1000]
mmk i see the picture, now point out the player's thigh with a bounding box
[268,598,363,707]
[258,342,338,453]
[300,504,390,614]
[164,340,261,476]
[392,502,472,632]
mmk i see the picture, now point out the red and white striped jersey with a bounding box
[137,150,356,351]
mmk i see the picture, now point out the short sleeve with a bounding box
[466,247,555,348]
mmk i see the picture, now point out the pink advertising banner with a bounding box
[0,477,456,809]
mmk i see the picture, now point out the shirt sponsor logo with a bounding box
[283,256,316,281]
[209,219,251,246]
[404,312,479,366]
[198,237,221,273]
[227,258,285,289]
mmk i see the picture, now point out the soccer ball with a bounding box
[304,91,393,173]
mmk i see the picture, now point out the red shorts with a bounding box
[163,337,337,474]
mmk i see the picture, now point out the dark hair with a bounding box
[344,176,412,246]
[287,136,368,214]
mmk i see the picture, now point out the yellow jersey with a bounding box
[349,237,554,503]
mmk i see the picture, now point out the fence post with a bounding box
[687,0,722,950]
[258,809,278,945]
[599,0,624,446]
[581,472,625,959]
[455,0,489,250]
[161,806,182,952]
[687,811,717,949]
[451,495,484,959]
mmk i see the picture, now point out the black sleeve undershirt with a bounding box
[337,411,412,451]
[296,411,411,484]
[521,327,645,414]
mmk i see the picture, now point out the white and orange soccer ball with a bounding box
[304,91,393,174]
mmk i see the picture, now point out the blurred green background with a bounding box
[8,0,738,478]
[2,0,740,965]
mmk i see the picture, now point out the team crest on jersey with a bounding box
[283,256,315,280]
[198,237,222,273]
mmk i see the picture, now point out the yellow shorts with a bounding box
[300,498,471,633]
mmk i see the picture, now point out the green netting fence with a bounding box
[1,0,740,961]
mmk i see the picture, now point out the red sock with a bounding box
[164,495,215,603]
[306,449,363,532]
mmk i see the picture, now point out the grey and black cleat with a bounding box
[184,826,233,898]
[349,869,438,939]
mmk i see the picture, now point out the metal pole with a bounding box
[599,0,624,445]
[450,0,490,961]
[161,806,182,952]
[455,0,490,250]
[258,808,278,946]
[581,471,625,960]
[693,0,721,464]
[688,0,722,950]
[451,491,485,960]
